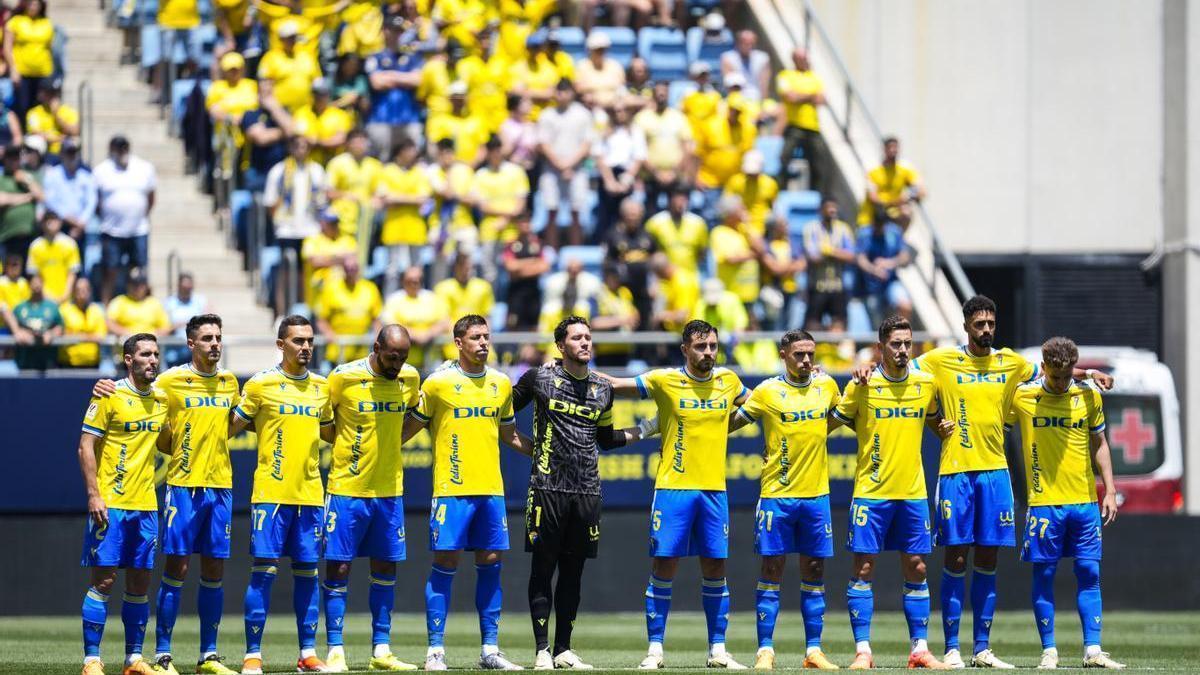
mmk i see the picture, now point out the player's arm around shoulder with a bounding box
[828,376,860,431]
[402,372,438,443]
[78,397,108,527]
[594,366,655,399]
[1087,386,1118,523]
[730,378,767,433]
[228,369,265,437]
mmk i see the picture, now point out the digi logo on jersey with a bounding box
[184,396,231,409]
[277,404,321,417]
[123,420,162,432]
[453,406,499,419]
[1032,416,1085,429]
[358,401,406,414]
[874,407,924,419]
[956,373,1007,384]
[678,398,728,410]
[779,409,826,423]
[548,398,602,421]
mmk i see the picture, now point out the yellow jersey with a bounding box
[471,162,529,243]
[832,367,940,500]
[433,278,494,359]
[327,358,421,498]
[376,162,433,246]
[379,290,447,368]
[857,161,922,224]
[723,172,778,237]
[710,223,760,304]
[205,78,260,121]
[426,110,490,165]
[694,110,757,189]
[335,1,384,57]
[26,233,80,301]
[156,364,241,488]
[776,68,823,131]
[294,105,355,166]
[300,231,356,311]
[459,53,512,131]
[1009,380,1106,507]
[157,0,201,28]
[737,373,841,498]
[0,275,30,308]
[317,277,381,364]
[411,364,516,498]
[214,0,251,36]
[635,366,749,491]
[427,162,476,232]
[327,152,383,235]
[257,47,321,112]
[644,211,708,274]
[24,104,79,154]
[233,367,333,506]
[81,379,169,511]
[657,268,699,332]
[7,15,54,77]
[107,295,170,335]
[681,88,721,135]
[912,346,1039,475]
[58,301,106,367]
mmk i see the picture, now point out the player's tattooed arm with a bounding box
[92,379,118,397]
[500,423,533,457]
[401,414,428,445]
[1076,368,1115,391]
[77,432,107,528]
[1091,431,1119,525]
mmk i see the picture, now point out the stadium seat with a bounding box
[554,26,587,63]
[139,24,162,69]
[555,245,605,275]
[593,26,637,67]
[686,27,733,75]
[775,190,822,246]
[755,135,785,177]
[638,27,688,81]
[668,80,697,108]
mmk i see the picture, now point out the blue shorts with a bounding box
[82,508,158,569]
[846,498,932,554]
[1021,503,1103,563]
[163,486,233,558]
[934,470,1017,547]
[100,233,149,271]
[324,495,407,562]
[649,490,729,559]
[755,496,834,557]
[429,496,509,552]
[249,503,323,563]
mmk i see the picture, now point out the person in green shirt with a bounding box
[13,273,61,370]
[0,144,43,259]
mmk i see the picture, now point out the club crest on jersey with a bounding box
[491,383,499,395]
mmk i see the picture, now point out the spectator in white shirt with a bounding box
[537,80,594,248]
[163,271,210,365]
[93,135,156,302]
[720,30,770,102]
[592,99,646,242]
[263,135,327,315]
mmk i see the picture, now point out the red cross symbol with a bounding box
[1108,408,1156,464]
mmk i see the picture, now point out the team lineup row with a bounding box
[75,296,1126,675]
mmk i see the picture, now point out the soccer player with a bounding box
[92,315,241,675]
[401,314,531,671]
[726,330,840,670]
[603,319,751,670]
[829,315,949,670]
[77,333,169,675]
[854,295,1113,669]
[319,325,421,672]
[229,315,334,674]
[1007,337,1124,669]
[512,317,649,670]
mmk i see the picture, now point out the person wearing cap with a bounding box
[105,270,171,340]
[374,135,433,294]
[315,256,381,366]
[722,149,778,237]
[777,48,830,193]
[694,97,757,220]
[205,51,259,125]
[0,143,43,262]
[720,29,770,102]
[325,128,383,236]
[301,207,358,314]
[41,137,97,241]
[24,78,79,155]
[425,80,490,166]
[575,31,625,108]
[365,14,425,157]
[4,0,56,120]
[699,12,728,46]
[21,133,47,176]
[294,77,355,166]
[25,210,79,304]
[721,71,763,123]
[93,135,156,303]
[256,19,322,112]
[470,135,530,278]
[537,79,594,248]
[633,81,695,211]
[644,182,707,275]
[681,61,721,135]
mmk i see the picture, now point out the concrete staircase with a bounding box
[55,0,277,373]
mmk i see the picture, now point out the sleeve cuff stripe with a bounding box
[830,409,852,424]
[320,419,334,426]
[1091,424,1106,433]
[635,376,649,400]
[501,416,516,424]
[734,407,756,424]
[409,410,431,422]
[232,407,252,422]
[81,424,104,436]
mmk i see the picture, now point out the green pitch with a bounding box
[2,611,1197,673]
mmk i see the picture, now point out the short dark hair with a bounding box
[347,128,368,142]
[392,135,417,158]
[878,314,911,343]
[186,313,222,340]
[485,135,502,151]
[436,138,456,153]
[962,295,997,320]
[554,316,590,345]
[123,332,157,357]
[277,314,312,339]
[506,92,523,111]
[779,329,815,350]
[882,135,899,146]
[682,319,717,345]
[109,135,131,152]
[453,314,488,338]
[1041,336,1079,371]
[555,79,575,93]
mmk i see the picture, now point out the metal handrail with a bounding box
[165,250,182,297]
[281,245,300,311]
[75,80,94,166]
[249,193,268,302]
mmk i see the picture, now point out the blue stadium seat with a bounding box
[555,245,605,275]
[668,80,697,108]
[638,28,688,81]
[686,27,732,75]
[775,189,822,235]
[364,246,390,282]
[139,24,162,68]
[555,26,587,63]
[593,26,637,67]
[755,135,785,177]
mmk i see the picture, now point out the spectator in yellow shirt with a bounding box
[511,33,562,119]
[300,208,357,310]
[776,47,829,192]
[649,253,698,333]
[681,62,720,136]
[336,0,384,58]
[106,271,171,339]
[433,252,494,358]
[689,277,748,340]
[709,195,762,309]
[25,212,79,303]
[0,251,30,309]
[256,20,321,112]
[316,258,381,364]
[722,150,778,237]
[425,81,489,166]
[325,129,383,236]
[24,79,79,155]
[375,136,432,292]
[633,82,694,211]
[457,30,512,133]
[255,0,343,55]
[591,264,639,365]
[205,51,259,124]
[427,137,476,277]
[377,265,448,368]
[294,78,355,166]
[858,135,926,228]
[470,136,530,250]
[214,0,254,54]
[695,98,757,192]
[644,184,707,275]
[58,276,106,367]
[5,0,56,120]
[758,216,805,330]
